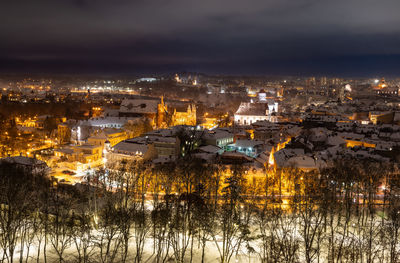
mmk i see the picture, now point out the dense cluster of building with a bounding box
[0,74,399,184]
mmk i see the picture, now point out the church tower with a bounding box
[157,96,168,128]
[190,104,196,125]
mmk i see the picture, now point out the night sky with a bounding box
[1,0,400,76]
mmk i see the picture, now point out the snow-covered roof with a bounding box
[0,156,46,167]
[113,141,148,154]
[75,144,102,150]
[193,152,217,162]
[127,135,176,144]
[285,126,302,137]
[89,131,108,140]
[309,127,330,142]
[338,132,365,140]
[120,99,159,114]
[326,135,346,146]
[145,129,175,137]
[235,102,268,116]
[204,129,233,140]
[88,116,139,127]
[285,155,326,170]
[273,148,305,167]
[251,120,280,128]
[198,145,221,154]
[234,139,264,148]
[221,151,253,161]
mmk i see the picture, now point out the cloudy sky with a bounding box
[1,0,400,76]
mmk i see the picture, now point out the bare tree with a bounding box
[48,185,79,262]
[92,168,123,263]
[0,163,50,263]
[211,165,249,263]
[292,169,325,263]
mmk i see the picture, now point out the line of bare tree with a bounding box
[0,157,399,262]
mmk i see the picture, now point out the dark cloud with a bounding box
[0,0,399,75]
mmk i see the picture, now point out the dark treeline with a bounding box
[0,101,92,120]
[0,158,399,262]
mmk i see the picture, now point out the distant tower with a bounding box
[174,74,181,83]
[339,86,345,102]
[188,104,196,125]
[258,89,267,102]
[85,88,91,99]
[157,96,168,127]
[277,86,284,97]
[320,77,327,86]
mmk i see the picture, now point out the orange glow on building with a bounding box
[268,147,275,167]
[373,78,387,90]
[345,140,376,148]
[202,117,218,129]
[277,137,291,151]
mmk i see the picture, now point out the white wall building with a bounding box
[234,100,279,125]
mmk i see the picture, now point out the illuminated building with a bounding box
[87,128,128,148]
[373,78,387,90]
[16,116,37,128]
[171,105,196,126]
[246,87,258,97]
[234,101,278,125]
[369,111,394,125]
[91,106,103,117]
[57,123,71,144]
[226,139,265,157]
[152,137,181,158]
[203,129,234,148]
[174,74,181,83]
[372,78,400,95]
[373,79,400,96]
[54,144,103,166]
[17,116,66,129]
[119,98,159,122]
[277,86,284,97]
[376,87,399,95]
[119,97,196,128]
[345,140,376,148]
[201,117,218,129]
[157,97,196,127]
[136,77,157,82]
[108,141,157,162]
[234,89,279,125]
[110,133,180,162]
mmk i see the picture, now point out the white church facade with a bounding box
[234,90,279,125]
